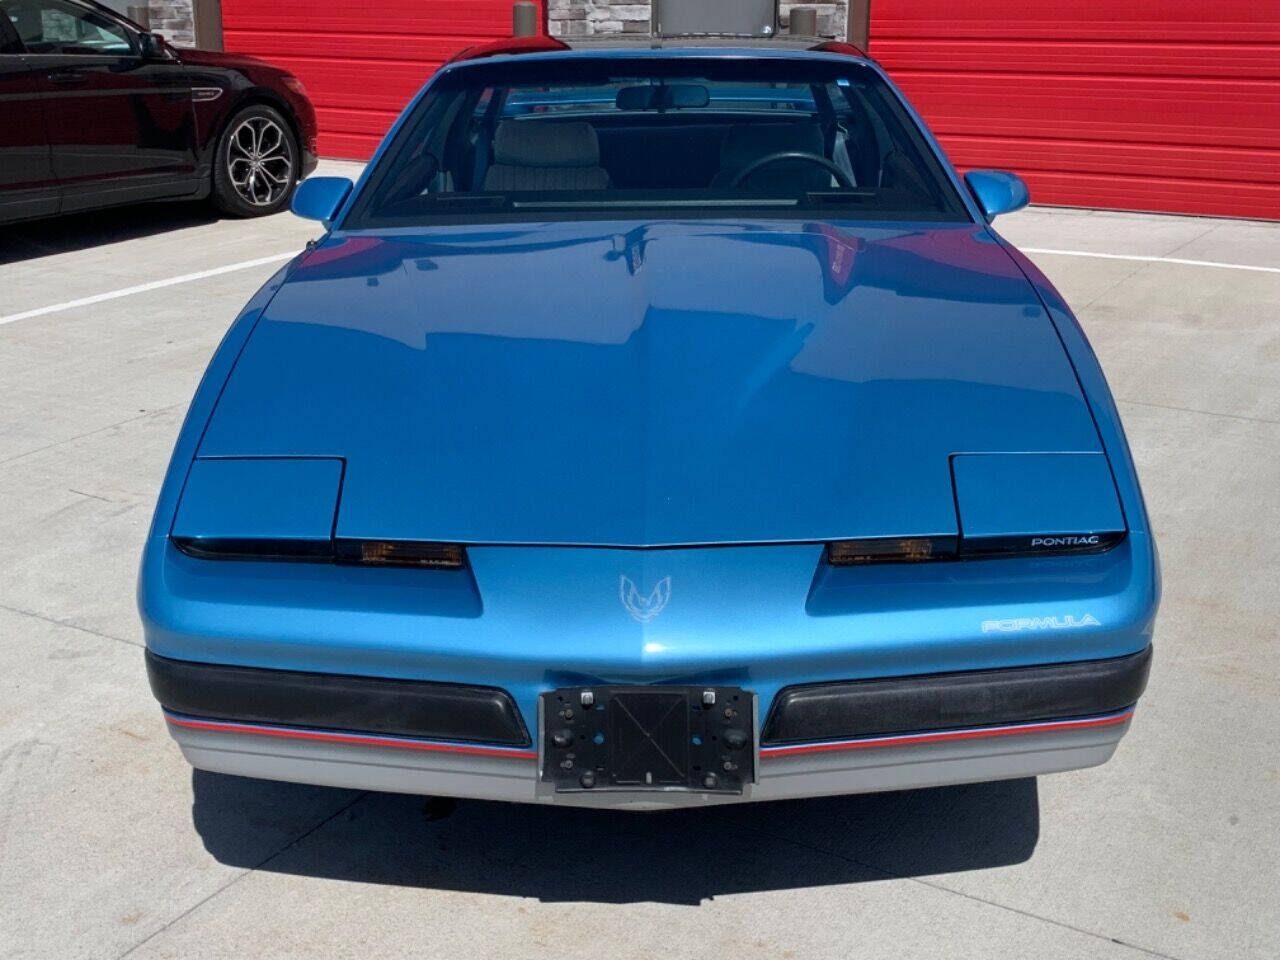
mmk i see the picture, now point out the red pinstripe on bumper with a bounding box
[165,706,1134,764]
[163,711,539,760]
[758,708,1135,758]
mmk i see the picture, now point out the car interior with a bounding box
[3,0,134,55]
[355,66,964,223]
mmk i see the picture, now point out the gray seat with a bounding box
[483,121,610,191]
[712,123,832,191]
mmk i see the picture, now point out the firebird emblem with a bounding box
[620,575,671,623]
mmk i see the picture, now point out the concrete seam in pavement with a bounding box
[1116,399,1280,428]
[1157,224,1222,261]
[745,828,1184,960]
[1075,261,1149,311]
[114,791,370,959]
[904,878,1183,960]
[0,601,142,650]
[0,402,188,468]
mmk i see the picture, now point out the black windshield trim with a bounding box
[350,208,970,229]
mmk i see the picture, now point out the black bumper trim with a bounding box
[145,650,531,747]
[761,646,1152,746]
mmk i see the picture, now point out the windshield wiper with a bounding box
[512,198,799,210]
[423,193,510,209]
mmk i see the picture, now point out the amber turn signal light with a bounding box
[827,537,957,565]
[341,540,466,569]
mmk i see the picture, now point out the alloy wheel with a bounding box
[226,116,294,206]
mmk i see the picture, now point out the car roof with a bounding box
[445,34,869,67]
[563,35,856,52]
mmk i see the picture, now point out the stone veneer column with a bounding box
[548,1,847,39]
[148,0,196,45]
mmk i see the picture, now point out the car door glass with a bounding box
[0,3,22,51]
[2,0,134,55]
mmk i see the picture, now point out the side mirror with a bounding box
[138,32,170,59]
[964,170,1029,220]
[292,176,353,225]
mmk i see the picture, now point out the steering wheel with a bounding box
[729,151,854,189]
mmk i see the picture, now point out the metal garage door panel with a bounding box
[219,0,540,159]
[871,0,1280,219]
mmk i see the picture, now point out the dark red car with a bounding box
[0,0,317,224]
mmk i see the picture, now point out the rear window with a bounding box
[345,56,970,227]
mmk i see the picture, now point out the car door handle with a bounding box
[48,70,88,84]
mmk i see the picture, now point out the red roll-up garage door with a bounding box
[219,0,540,159]
[870,0,1280,219]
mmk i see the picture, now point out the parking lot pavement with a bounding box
[1,182,1277,960]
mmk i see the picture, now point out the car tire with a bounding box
[211,104,300,217]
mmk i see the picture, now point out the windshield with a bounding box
[345,56,970,227]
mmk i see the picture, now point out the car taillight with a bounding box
[173,536,465,569]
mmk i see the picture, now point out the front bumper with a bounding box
[149,647,1149,810]
[146,650,530,746]
[142,532,1158,808]
[299,148,318,179]
[162,706,1134,811]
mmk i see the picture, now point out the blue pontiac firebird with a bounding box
[140,35,1158,810]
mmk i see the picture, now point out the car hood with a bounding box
[175,46,282,74]
[198,219,1104,546]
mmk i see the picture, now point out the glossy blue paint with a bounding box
[291,176,352,224]
[142,532,1156,741]
[198,220,1102,546]
[139,47,1159,751]
[139,257,298,547]
[952,453,1125,539]
[993,241,1150,535]
[993,237,1159,614]
[964,170,1031,221]
[172,458,342,541]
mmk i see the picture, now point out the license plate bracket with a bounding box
[540,686,755,793]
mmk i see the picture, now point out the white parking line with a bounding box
[1021,247,1280,275]
[2,243,1276,329]
[0,251,296,327]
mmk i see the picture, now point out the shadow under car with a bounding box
[191,770,1040,905]
[0,201,220,265]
